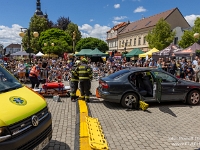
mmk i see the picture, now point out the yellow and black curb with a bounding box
[74,99,109,150]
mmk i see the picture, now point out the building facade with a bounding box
[109,7,190,53]
[5,44,21,55]
[106,22,129,52]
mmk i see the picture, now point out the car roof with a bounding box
[127,67,159,72]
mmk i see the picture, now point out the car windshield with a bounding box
[0,65,22,93]
[108,69,130,79]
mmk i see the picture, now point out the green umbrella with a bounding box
[75,49,93,56]
[125,48,144,57]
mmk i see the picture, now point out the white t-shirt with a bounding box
[18,63,26,73]
[192,60,198,66]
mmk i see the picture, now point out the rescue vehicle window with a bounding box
[153,71,176,82]
[108,69,130,79]
[0,66,22,91]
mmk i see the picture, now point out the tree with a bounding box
[22,15,49,53]
[75,37,108,53]
[38,28,73,55]
[178,17,200,48]
[146,18,175,50]
[178,30,195,48]
[47,19,55,29]
[56,16,71,31]
[66,22,82,42]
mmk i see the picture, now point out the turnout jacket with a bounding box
[70,65,79,82]
[77,63,92,81]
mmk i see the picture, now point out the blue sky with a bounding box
[0,0,200,47]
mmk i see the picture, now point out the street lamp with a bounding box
[44,42,54,58]
[19,28,39,64]
[73,31,76,54]
[194,33,200,44]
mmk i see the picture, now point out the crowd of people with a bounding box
[1,55,200,84]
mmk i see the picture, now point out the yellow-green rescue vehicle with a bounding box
[0,65,52,150]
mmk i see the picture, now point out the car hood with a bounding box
[180,79,200,86]
[0,86,47,126]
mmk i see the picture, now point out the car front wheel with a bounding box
[187,90,200,105]
[121,93,139,108]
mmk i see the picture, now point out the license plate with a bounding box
[33,137,49,150]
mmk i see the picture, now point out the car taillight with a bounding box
[101,82,109,89]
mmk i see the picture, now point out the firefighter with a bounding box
[70,60,80,102]
[29,61,42,89]
[77,58,92,102]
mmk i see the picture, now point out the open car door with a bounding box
[155,77,162,103]
[151,71,162,103]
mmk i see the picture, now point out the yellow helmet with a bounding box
[81,58,87,62]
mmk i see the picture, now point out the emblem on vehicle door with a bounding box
[9,96,27,106]
[32,115,39,127]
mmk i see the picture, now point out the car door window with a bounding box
[152,71,177,82]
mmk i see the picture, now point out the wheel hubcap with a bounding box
[191,92,199,104]
[125,95,136,107]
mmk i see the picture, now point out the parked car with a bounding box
[97,67,200,108]
[0,64,52,149]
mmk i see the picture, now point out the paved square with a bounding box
[42,80,200,150]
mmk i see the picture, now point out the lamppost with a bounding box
[19,28,39,64]
[44,42,54,58]
[194,33,200,44]
[73,31,76,54]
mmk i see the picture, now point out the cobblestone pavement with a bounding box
[88,80,200,150]
[38,80,200,150]
[39,81,76,150]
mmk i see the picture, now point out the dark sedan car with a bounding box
[97,67,200,108]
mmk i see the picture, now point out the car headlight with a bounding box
[0,127,11,142]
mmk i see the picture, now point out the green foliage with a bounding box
[66,23,82,42]
[75,37,108,53]
[22,15,49,53]
[178,30,195,48]
[146,18,175,50]
[178,17,200,48]
[39,28,72,55]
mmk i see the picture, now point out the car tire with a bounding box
[121,92,139,108]
[187,90,200,105]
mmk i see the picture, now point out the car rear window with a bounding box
[108,69,130,79]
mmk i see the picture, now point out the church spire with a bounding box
[35,0,44,16]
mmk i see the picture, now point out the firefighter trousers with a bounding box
[70,81,78,100]
[79,80,90,101]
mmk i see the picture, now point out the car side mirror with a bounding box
[177,80,181,84]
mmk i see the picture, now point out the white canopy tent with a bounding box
[11,51,35,56]
[35,51,44,57]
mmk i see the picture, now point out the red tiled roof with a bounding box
[107,22,128,33]
[5,43,21,48]
[119,8,177,34]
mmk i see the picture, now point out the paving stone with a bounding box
[42,80,200,150]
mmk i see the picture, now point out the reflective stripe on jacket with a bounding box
[70,65,79,82]
[77,64,92,80]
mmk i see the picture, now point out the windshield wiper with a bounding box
[0,86,22,93]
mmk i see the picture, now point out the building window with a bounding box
[130,39,132,46]
[143,36,146,45]
[134,38,136,46]
[174,37,178,45]
[138,37,141,45]
[119,41,121,48]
